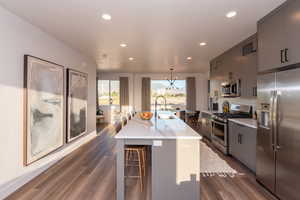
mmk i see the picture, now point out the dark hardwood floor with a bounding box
[96,122,110,133]
[6,121,277,200]
[199,137,277,200]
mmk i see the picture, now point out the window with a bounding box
[151,80,186,111]
[110,80,120,105]
[97,80,120,123]
[98,80,110,105]
[98,80,120,106]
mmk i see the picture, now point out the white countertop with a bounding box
[228,118,258,129]
[115,112,202,140]
[201,110,218,115]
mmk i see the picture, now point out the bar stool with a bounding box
[122,117,128,126]
[115,122,122,133]
[128,113,132,120]
[125,146,146,191]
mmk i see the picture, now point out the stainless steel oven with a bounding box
[211,119,228,154]
[211,103,252,155]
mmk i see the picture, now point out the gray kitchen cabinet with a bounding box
[257,4,286,72]
[228,122,241,159]
[210,58,226,80]
[229,121,257,172]
[239,47,258,97]
[210,34,257,98]
[210,61,218,80]
[258,0,300,72]
[200,112,212,140]
[285,0,300,65]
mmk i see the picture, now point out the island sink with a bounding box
[157,113,176,119]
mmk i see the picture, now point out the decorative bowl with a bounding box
[139,112,153,120]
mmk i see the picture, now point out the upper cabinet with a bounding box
[285,1,300,66]
[258,0,300,72]
[210,35,258,98]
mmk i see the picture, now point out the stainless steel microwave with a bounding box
[221,79,241,97]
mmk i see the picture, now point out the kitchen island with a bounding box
[115,112,202,200]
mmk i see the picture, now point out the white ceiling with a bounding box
[0,0,285,73]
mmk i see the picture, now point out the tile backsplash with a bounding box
[218,97,257,116]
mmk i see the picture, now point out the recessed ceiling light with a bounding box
[226,11,237,18]
[128,57,134,61]
[102,13,112,20]
[187,57,192,60]
[199,42,207,46]
[120,43,127,47]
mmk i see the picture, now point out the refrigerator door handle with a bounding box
[274,91,281,151]
[270,90,276,150]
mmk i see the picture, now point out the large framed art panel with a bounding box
[24,55,64,165]
[67,69,88,143]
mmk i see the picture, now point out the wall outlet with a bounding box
[153,140,163,147]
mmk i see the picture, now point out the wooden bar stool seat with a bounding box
[125,146,146,191]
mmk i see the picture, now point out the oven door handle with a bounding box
[212,120,226,126]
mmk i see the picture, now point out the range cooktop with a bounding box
[212,112,252,123]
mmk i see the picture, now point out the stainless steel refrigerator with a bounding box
[257,67,300,200]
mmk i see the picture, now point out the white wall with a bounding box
[0,6,97,198]
[98,72,209,112]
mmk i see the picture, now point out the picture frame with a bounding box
[66,69,88,143]
[24,55,64,165]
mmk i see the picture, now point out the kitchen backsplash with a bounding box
[218,97,257,117]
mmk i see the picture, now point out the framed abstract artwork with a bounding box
[66,69,88,143]
[24,55,64,165]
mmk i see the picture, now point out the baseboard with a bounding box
[0,130,97,199]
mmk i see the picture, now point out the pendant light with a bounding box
[166,68,178,90]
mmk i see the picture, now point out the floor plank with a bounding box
[6,121,277,200]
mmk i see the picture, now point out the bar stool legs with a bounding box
[125,147,146,191]
[137,150,143,191]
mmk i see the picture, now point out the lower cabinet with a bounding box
[228,121,257,172]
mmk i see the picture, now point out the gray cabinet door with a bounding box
[258,7,286,72]
[238,125,257,172]
[229,122,257,172]
[228,122,241,159]
[210,59,224,80]
[240,52,258,97]
[285,0,300,66]
[257,1,300,71]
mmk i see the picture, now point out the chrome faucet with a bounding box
[154,95,167,118]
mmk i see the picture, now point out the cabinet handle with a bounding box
[237,134,243,144]
[285,48,289,62]
[253,87,257,97]
[240,134,243,144]
[280,49,285,64]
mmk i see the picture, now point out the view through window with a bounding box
[151,80,186,111]
[98,79,120,123]
[98,80,120,106]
